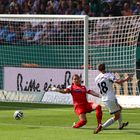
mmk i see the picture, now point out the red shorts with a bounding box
[74,102,98,116]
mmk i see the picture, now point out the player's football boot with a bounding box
[94,124,102,134]
[72,120,87,128]
[119,121,129,130]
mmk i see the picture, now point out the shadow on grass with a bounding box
[125,127,140,135]
[27,126,41,129]
[127,131,140,135]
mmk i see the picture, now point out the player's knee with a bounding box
[114,113,121,121]
[114,116,119,121]
[96,105,102,111]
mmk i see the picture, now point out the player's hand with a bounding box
[49,87,60,92]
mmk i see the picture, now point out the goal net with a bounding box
[88,16,140,96]
[88,16,140,107]
[0,14,87,103]
[0,15,140,107]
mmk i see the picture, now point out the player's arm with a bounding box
[109,72,132,85]
[59,88,70,94]
[88,90,102,98]
[115,76,132,85]
[49,87,70,94]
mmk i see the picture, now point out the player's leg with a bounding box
[91,102,102,127]
[106,110,129,130]
[73,113,87,128]
[117,105,129,129]
[102,111,120,128]
[117,104,123,128]
[73,105,87,128]
[94,100,120,134]
[94,115,117,134]
[103,100,121,127]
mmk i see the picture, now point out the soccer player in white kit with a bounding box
[94,64,131,134]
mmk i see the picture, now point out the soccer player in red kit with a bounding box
[50,74,102,128]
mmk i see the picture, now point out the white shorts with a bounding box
[103,99,121,114]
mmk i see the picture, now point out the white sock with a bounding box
[102,118,115,128]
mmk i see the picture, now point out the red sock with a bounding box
[95,105,102,126]
[73,120,87,128]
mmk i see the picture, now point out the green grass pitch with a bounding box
[0,102,139,140]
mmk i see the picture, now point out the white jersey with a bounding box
[95,72,117,101]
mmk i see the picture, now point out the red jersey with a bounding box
[66,84,90,105]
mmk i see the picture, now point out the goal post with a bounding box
[0,14,140,107]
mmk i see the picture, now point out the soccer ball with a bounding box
[13,110,23,120]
